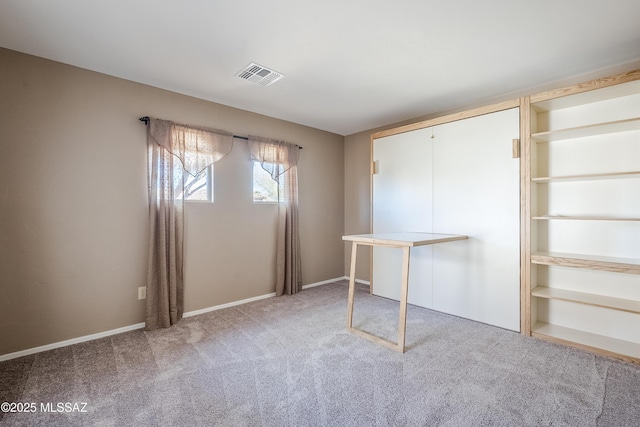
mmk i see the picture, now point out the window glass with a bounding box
[253,162,278,202]
[181,165,213,202]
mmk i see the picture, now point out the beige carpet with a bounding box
[1,280,639,426]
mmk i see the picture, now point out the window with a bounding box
[253,162,278,202]
[180,165,213,202]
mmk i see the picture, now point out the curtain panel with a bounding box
[248,136,302,296]
[145,118,232,330]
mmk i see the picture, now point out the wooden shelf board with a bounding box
[532,322,640,364]
[532,215,640,221]
[531,287,640,314]
[532,170,640,183]
[532,117,640,143]
[531,75,640,109]
[531,252,640,275]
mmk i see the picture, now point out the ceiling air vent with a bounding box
[236,63,284,86]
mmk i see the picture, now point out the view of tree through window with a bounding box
[253,162,278,202]
[180,165,212,202]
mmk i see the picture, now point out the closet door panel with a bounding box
[432,108,521,331]
[372,128,433,306]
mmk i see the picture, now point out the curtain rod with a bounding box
[139,116,302,149]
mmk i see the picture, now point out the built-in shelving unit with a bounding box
[522,70,640,364]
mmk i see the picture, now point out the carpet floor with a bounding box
[1,280,639,426]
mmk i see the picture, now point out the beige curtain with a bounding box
[248,136,302,296]
[146,118,233,330]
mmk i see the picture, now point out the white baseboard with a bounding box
[302,277,347,289]
[185,276,347,317]
[0,322,145,362]
[183,292,277,318]
[0,277,348,362]
[342,276,371,286]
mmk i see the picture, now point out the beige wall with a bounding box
[343,131,372,282]
[0,48,344,356]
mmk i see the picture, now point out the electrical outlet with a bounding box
[138,286,146,300]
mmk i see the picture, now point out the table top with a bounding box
[342,232,468,247]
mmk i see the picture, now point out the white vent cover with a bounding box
[236,63,284,86]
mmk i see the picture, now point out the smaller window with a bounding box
[253,162,278,203]
[181,165,213,202]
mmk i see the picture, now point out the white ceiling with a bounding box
[1,0,640,136]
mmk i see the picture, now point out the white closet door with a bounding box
[372,128,433,306]
[432,108,520,331]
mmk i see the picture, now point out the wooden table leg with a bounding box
[346,242,411,353]
[347,242,358,329]
[397,246,411,353]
